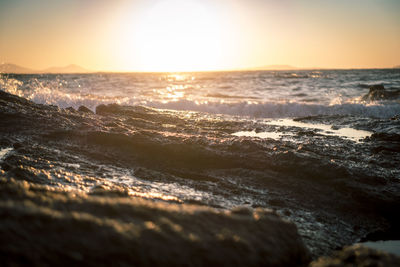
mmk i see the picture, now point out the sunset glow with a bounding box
[0,0,399,72]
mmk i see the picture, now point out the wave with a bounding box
[205,93,260,99]
[3,88,400,119]
[272,72,327,79]
[147,100,400,119]
[1,77,400,119]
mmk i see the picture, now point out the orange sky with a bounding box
[1,0,399,72]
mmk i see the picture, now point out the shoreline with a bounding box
[0,88,400,264]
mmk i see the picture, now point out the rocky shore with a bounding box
[1,88,400,265]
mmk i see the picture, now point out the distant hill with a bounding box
[249,65,297,70]
[0,63,35,74]
[0,63,90,74]
[394,65,400,69]
[42,64,89,73]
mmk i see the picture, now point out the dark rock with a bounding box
[310,245,400,266]
[65,107,76,113]
[390,115,400,120]
[12,143,23,149]
[369,84,385,91]
[78,105,94,114]
[0,178,311,267]
[0,162,11,171]
[268,198,286,207]
[95,103,120,115]
[331,125,340,130]
[372,145,400,154]
[283,209,292,216]
[362,85,400,101]
[89,184,129,197]
[370,132,400,142]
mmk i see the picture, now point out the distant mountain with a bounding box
[0,63,35,74]
[42,64,89,73]
[250,65,297,70]
[0,63,90,74]
[394,65,400,69]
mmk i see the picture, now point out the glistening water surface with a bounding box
[1,69,400,117]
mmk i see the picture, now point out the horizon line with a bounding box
[1,62,399,74]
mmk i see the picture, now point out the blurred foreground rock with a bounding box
[311,244,400,267]
[0,177,311,266]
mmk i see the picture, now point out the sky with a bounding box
[0,0,399,72]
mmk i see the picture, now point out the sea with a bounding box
[1,69,400,257]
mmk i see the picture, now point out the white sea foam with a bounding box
[2,82,400,119]
[148,100,400,119]
[1,70,400,119]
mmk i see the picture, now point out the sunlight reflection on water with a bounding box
[266,119,372,142]
[232,131,291,140]
[232,119,372,142]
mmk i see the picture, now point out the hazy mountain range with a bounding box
[0,63,90,74]
[247,65,298,70]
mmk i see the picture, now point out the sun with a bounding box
[125,0,223,72]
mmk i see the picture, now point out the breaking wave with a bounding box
[1,79,399,119]
[148,100,400,119]
[11,91,400,119]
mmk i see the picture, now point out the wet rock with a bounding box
[390,115,400,120]
[1,89,400,259]
[369,132,400,142]
[12,142,23,149]
[268,198,286,207]
[283,209,292,216]
[372,145,400,154]
[0,178,311,267]
[96,103,122,115]
[78,105,94,114]
[89,184,129,197]
[65,107,76,113]
[362,85,400,101]
[310,244,400,266]
[367,132,400,153]
[331,125,340,130]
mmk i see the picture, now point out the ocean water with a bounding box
[1,69,400,117]
[1,69,400,257]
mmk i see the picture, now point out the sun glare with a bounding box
[126,0,223,72]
